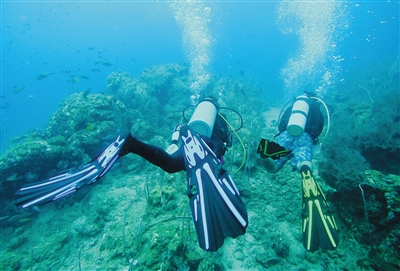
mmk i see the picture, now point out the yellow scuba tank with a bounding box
[287,94,311,137]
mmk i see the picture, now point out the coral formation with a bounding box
[317,58,400,269]
[1,61,399,270]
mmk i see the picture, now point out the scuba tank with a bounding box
[277,92,331,145]
[188,98,219,137]
[286,94,310,137]
[166,98,219,154]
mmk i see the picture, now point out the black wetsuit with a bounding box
[119,113,229,173]
[120,132,226,173]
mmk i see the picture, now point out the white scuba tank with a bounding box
[188,99,218,137]
[166,99,219,154]
[287,94,310,137]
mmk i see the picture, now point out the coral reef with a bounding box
[45,92,131,156]
[317,57,400,269]
[1,61,399,270]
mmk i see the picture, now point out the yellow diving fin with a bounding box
[300,165,339,252]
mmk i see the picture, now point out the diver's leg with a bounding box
[291,133,339,252]
[261,158,278,173]
[125,134,185,173]
[289,132,313,171]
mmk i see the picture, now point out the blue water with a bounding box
[1,1,399,153]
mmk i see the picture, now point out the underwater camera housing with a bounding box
[188,98,219,138]
[287,94,310,136]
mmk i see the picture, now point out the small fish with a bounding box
[94,60,103,65]
[36,71,54,80]
[88,47,95,50]
[18,217,34,224]
[81,75,90,80]
[61,69,76,74]
[6,173,18,181]
[102,61,113,66]
[91,68,100,72]
[32,206,41,212]
[82,87,91,98]
[8,213,31,223]
[70,77,78,83]
[0,215,10,222]
[1,103,10,109]
[13,85,26,94]
[97,49,107,54]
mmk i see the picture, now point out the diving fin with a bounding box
[16,134,129,208]
[180,124,248,252]
[257,138,291,160]
[301,165,339,252]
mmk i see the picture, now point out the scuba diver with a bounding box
[256,92,339,252]
[16,98,248,252]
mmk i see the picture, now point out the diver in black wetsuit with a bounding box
[16,98,248,252]
[121,114,228,173]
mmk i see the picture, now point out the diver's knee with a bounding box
[296,160,312,172]
[261,158,278,174]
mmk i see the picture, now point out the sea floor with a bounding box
[1,63,399,270]
[0,145,378,271]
